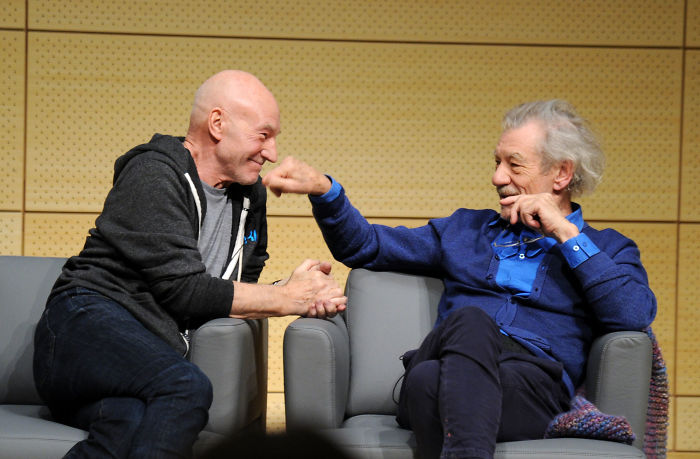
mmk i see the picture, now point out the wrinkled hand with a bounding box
[262,156,332,197]
[280,259,347,318]
[499,193,579,243]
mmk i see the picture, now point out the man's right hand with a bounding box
[230,259,346,319]
[280,259,346,318]
[262,156,332,197]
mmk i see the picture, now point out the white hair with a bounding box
[502,99,604,196]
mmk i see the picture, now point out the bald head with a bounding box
[184,70,281,188]
[188,70,277,133]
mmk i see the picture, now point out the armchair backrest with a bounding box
[343,269,443,417]
[0,256,66,405]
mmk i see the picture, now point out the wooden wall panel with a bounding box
[1,31,25,211]
[26,32,681,222]
[670,397,676,452]
[677,224,700,395]
[682,50,700,221]
[28,0,682,47]
[0,0,24,28]
[688,0,700,47]
[266,392,285,433]
[23,213,97,257]
[676,396,700,450]
[0,212,22,255]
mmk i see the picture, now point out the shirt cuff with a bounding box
[560,233,601,268]
[309,175,342,204]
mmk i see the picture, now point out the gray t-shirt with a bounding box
[198,182,232,277]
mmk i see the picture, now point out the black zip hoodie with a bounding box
[50,134,269,354]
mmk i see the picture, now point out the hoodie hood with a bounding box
[114,134,196,183]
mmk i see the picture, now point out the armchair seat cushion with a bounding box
[320,414,645,459]
[0,405,87,458]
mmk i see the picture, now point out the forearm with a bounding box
[312,192,380,268]
[230,282,291,319]
[230,260,347,319]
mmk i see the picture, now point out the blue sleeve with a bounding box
[572,229,657,331]
[308,175,342,204]
[560,233,600,268]
[309,180,444,273]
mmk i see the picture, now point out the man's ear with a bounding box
[553,160,574,192]
[208,108,224,141]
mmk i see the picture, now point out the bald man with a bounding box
[33,70,346,458]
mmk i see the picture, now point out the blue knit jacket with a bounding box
[311,186,657,389]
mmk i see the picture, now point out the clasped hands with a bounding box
[276,259,346,319]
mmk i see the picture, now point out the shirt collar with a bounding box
[567,202,584,231]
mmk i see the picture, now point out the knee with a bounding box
[167,362,213,410]
[102,397,147,421]
[405,360,440,401]
[188,364,213,409]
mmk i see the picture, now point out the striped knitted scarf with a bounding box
[544,328,668,458]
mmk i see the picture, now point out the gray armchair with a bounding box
[284,269,652,458]
[0,255,267,459]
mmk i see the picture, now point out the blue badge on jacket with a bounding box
[244,230,257,244]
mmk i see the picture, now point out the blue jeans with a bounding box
[33,288,213,458]
[396,307,570,459]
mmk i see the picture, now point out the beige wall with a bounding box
[1,0,698,454]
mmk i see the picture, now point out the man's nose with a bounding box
[262,139,278,163]
[492,164,510,186]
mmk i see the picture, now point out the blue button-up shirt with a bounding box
[491,205,600,297]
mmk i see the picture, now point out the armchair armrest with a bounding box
[189,318,268,436]
[585,331,652,449]
[284,315,350,430]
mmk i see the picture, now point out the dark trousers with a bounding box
[396,307,570,459]
[33,288,213,458]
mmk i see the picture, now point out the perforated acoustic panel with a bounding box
[689,0,700,47]
[682,51,700,221]
[26,32,682,222]
[266,393,285,433]
[28,0,683,47]
[676,396,700,450]
[677,224,700,396]
[0,0,24,28]
[23,213,97,257]
[0,212,22,255]
[1,31,25,211]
